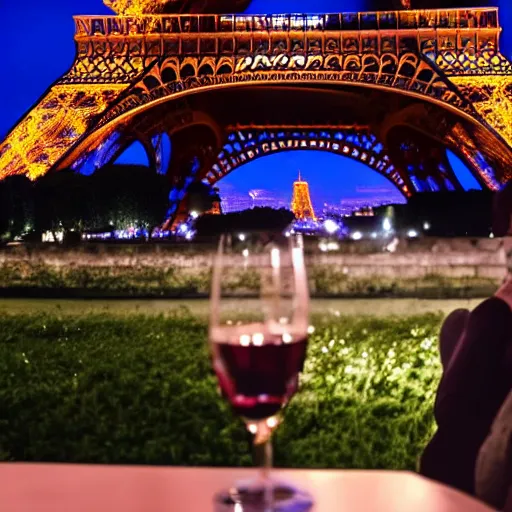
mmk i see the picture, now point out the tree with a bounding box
[195,207,295,237]
[0,175,34,241]
[16,164,171,242]
[33,169,92,241]
[374,191,494,237]
[89,164,169,233]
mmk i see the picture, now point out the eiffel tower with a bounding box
[1,1,512,227]
[291,172,317,221]
[204,187,222,216]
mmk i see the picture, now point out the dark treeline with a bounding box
[195,207,295,237]
[0,165,496,244]
[375,191,494,237]
[0,165,172,243]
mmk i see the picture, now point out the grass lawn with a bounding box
[0,311,442,469]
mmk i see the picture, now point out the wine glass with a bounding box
[209,234,312,511]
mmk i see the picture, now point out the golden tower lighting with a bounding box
[291,171,317,221]
[204,187,222,215]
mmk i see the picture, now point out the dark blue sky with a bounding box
[0,0,372,138]
[1,0,510,205]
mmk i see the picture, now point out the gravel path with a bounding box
[0,297,484,317]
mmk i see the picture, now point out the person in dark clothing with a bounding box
[420,299,512,494]
[438,308,470,369]
[419,180,512,496]
[476,388,512,509]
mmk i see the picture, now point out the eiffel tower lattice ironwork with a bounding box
[291,172,317,222]
[1,2,512,225]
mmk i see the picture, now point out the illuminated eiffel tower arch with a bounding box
[291,172,317,221]
[1,3,512,225]
[206,126,464,194]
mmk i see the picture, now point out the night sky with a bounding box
[1,0,510,207]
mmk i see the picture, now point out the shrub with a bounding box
[0,312,442,468]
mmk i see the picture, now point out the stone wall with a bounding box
[311,242,506,281]
[0,237,506,282]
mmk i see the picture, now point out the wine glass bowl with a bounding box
[210,323,308,424]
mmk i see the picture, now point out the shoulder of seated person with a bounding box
[493,392,512,433]
[472,296,512,318]
[460,297,512,336]
[495,280,512,313]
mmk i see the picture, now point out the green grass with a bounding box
[0,312,443,469]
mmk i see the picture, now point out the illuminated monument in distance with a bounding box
[204,187,222,215]
[291,172,317,221]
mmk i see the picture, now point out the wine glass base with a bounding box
[214,478,313,511]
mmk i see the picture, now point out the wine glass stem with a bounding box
[254,436,273,477]
[263,439,273,511]
[262,437,273,479]
[253,419,274,509]
[254,437,273,511]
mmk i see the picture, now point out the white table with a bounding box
[0,464,496,511]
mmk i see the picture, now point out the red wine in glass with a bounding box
[212,330,308,421]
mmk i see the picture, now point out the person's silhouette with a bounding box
[439,308,470,369]
[475,388,512,509]
[419,180,512,496]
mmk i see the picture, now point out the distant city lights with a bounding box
[70,173,425,246]
[82,227,155,241]
[219,179,404,217]
[318,241,340,252]
[43,231,64,243]
[386,238,400,253]
[323,219,340,235]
